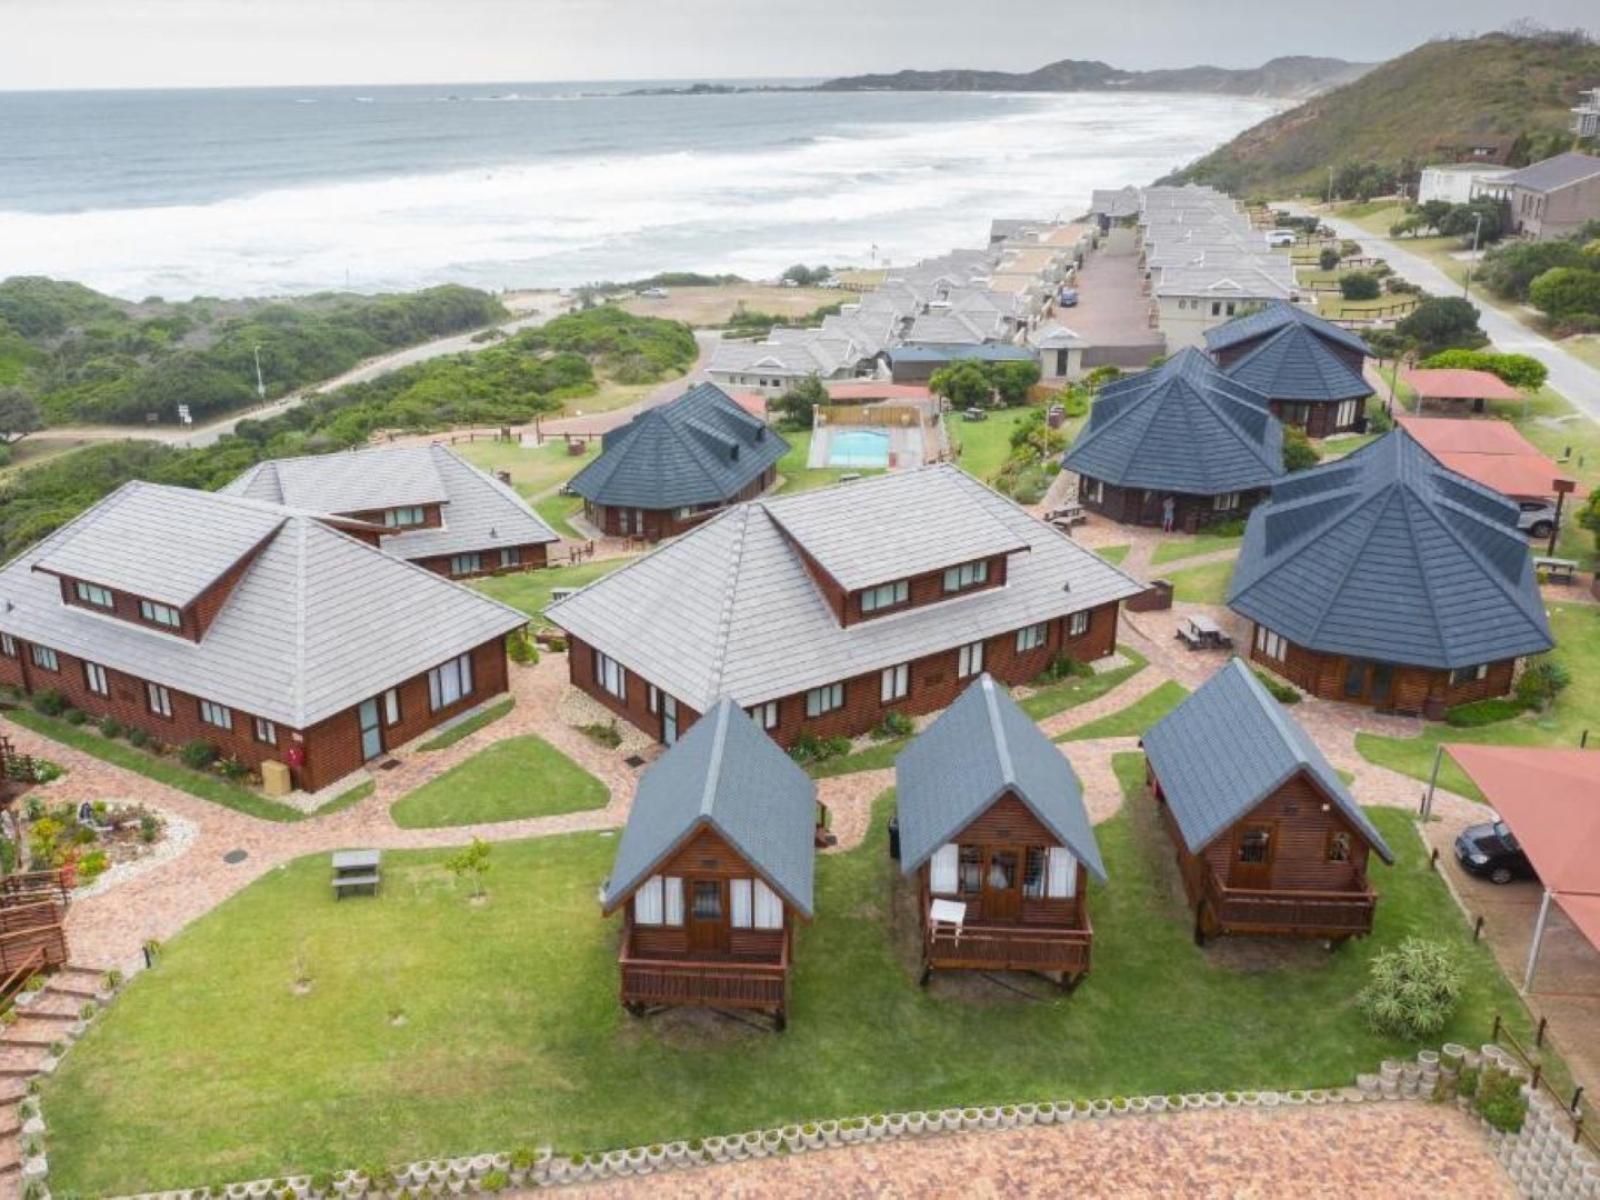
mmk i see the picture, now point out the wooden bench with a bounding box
[1534,556,1579,585]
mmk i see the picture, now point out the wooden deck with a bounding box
[924,914,1094,980]
[0,871,71,993]
[1200,870,1376,940]
[619,929,790,1020]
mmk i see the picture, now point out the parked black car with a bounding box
[1454,818,1536,885]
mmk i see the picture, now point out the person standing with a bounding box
[1161,494,1175,533]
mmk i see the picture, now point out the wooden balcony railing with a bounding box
[1203,872,1376,937]
[619,931,789,1014]
[2,869,71,909]
[925,913,1094,975]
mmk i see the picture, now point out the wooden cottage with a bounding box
[894,674,1106,987]
[1218,322,1373,437]
[1143,659,1394,943]
[1061,348,1285,531]
[1204,300,1369,377]
[599,699,817,1029]
[1228,429,1554,716]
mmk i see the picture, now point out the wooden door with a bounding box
[685,879,728,955]
[982,847,1023,922]
[1232,823,1274,889]
[1370,662,1394,707]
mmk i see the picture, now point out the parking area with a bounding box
[1060,228,1166,363]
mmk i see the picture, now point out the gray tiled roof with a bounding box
[547,465,1146,712]
[1222,323,1374,404]
[1495,152,1600,194]
[1062,348,1286,495]
[601,699,816,915]
[568,383,789,510]
[0,482,527,727]
[1152,262,1296,300]
[895,674,1106,880]
[1202,300,1371,358]
[1089,187,1141,219]
[225,444,557,559]
[1143,658,1394,863]
[1228,430,1553,670]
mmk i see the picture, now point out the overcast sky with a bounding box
[4,0,1598,90]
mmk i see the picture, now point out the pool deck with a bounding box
[808,423,925,470]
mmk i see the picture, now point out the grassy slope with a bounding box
[453,439,598,500]
[949,408,1037,482]
[1056,681,1190,742]
[471,559,634,627]
[45,774,1544,1192]
[389,735,608,829]
[1177,32,1600,196]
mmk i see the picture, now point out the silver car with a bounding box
[1516,499,1558,539]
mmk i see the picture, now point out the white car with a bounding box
[1516,499,1558,539]
[1267,230,1297,248]
[639,287,669,299]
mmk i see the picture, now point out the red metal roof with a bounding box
[1404,369,1523,402]
[1448,744,1600,951]
[825,382,931,402]
[1397,416,1580,499]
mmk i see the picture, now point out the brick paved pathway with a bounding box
[570,1103,1514,1199]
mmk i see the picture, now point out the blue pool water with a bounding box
[827,429,891,468]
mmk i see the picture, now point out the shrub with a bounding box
[1318,247,1341,271]
[577,720,622,749]
[179,739,220,770]
[545,636,568,653]
[873,710,914,740]
[1385,276,1422,295]
[1036,654,1092,684]
[1252,669,1300,705]
[215,756,251,781]
[1357,937,1463,1039]
[1444,697,1525,727]
[62,707,87,726]
[1207,517,1247,538]
[1282,427,1322,472]
[510,1147,536,1169]
[139,811,160,843]
[1474,1065,1528,1134]
[29,689,65,717]
[479,1171,509,1194]
[1515,655,1571,711]
[127,726,151,749]
[1339,272,1382,302]
[788,732,851,764]
[506,629,540,666]
[77,848,110,882]
[1368,404,1394,433]
[97,715,125,739]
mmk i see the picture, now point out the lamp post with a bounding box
[1461,212,1485,299]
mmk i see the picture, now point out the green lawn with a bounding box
[317,780,375,817]
[1354,603,1600,803]
[45,768,1546,1193]
[1055,681,1190,742]
[774,429,884,495]
[472,559,633,626]
[1164,559,1235,604]
[808,736,907,779]
[389,735,608,829]
[418,698,515,751]
[1018,646,1148,721]
[534,494,584,539]
[1149,531,1243,566]
[2,710,304,823]
[1094,545,1130,566]
[949,408,1038,483]
[454,438,598,500]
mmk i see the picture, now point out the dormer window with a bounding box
[140,599,182,629]
[75,581,115,609]
[860,579,909,613]
[384,506,426,528]
[943,561,989,594]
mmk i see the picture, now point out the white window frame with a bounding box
[428,652,475,711]
[449,553,482,577]
[1450,663,1490,686]
[254,717,277,745]
[1254,625,1286,663]
[0,632,14,657]
[384,506,425,528]
[594,650,626,702]
[647,684,660,716]
[753,879,784,929]
[83,661,109,696]
[140,599,182,628]
[634,876,664,925]
[498,547,519,568]
[29,645,58,671]
[958,640,984,679]
[1016,623,1047,653]
[746,701,778,730]
[805,682,844,718]
[942,560,989,593]
[383,687,401,726]
[199,699,233,731]
[930,843,960,895]
[1212,491,1241,511]
[1047,847,1077,898]
[1069,610,1090,638]
[880,663,909,704]
[860,579,909,613]
[74,581,114,608]
[730,878,753,928]
[147,682,173,719]
[1081,477,1103,504]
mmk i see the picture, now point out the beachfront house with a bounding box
[599,699,817,1029]
[1143,658,1395,943]
[895,674,1105,987]
[1219,322,1373,437]
[1476,152,1600,242]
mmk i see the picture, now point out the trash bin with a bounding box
[260,760,292,797]
[887,814,901,861]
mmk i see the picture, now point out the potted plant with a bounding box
[1127,1096,1149,1115]
[942,1107,965,1131]
[979,1106,1001,1130]
[903,1111,927,1135]
[867,1114,887,1140]
[818,1120,840,1147]
[961,1108,982,1131]
[999,1105,1019,1129]
[761,1128,783,1155]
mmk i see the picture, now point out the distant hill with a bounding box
[813,55,1372,101]
[1168,31,1600,197]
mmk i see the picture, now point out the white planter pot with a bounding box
[904,1112,927,1136]
[980,1107,1001,1130]
[1128,1097,1150,1115]
[1184,1094,1206,1110]
[999,1110,1020,1129]
[1307,1090,1329,1105]
[865,1120,887,1142]
[1015,1104,1037,1128]
[1034,1103,1057,1126]
[21,1116,44,1137]
[761,1131,783,1155]
[664,1142,687,1165]
[1258,1092,1280,1108]
[1167,1097,1188,1112]
[1241,1092,1260,1107]
[802,1130,825,1150]
[1146,1097,1168,1114]
[1111,1101,1130,1118]
[781,1126,803,1151]
[961,1110,983,1132]
[1204,1093,1224,1109]
[819,1122,840,1146]
[941,1108,963,1131]
[886,1114,907,1137]
[1380,1060,1403,1081]
[1284,1091,1307,1106]
[1089,1100,1112,1119]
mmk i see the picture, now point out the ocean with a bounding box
[0,82,1279,300]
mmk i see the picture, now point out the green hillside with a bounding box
[1169,31,1600,197]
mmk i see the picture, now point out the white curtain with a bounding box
[730,879,753,928]
[1047,848,1077,898]
[662,876,683,926]
[930,843,959,895]
[753,880,784,930]
[634,875,664,924]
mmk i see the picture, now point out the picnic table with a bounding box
[1175,614,1233,651]
[1534,556,1579,585]
[1046,503,1087,530]
[332,849,381,900]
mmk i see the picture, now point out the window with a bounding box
[805,683,844,718]
[1238,827,1271,864]
[1335,399,1359,428]
[140,599,181,628]
[1212,491,1240,511]
[730,879,781,929]
[498,547,520,568]
[754,879,783,929]
[1080,477,1103,504]
[1016,623,1047,653]
[633,875,683,926]
[199,699,233,730]
[747,701,778,730]
[1225,302,1237,316]
[83,661,109,696]
[1069,610,1090,638]
[147,682,173,719]
[930,843,960,895]
[1254,625,1286,663]
[0,633,14,657]
[384,506,425,527]
[860,579,909,613]
[691,880,722,920]
[1211,301,1222,317]
[593,650,625,702]
[880,663,909,703]
[383,687,401,726]
[254,717,277,745]
[943,560,989,593]
[958,640,984,679]
[1023,848,1046,899]
[1450,663,1489,686]
[449,553,482,577]
[74,581,114,609]
[958,846,983,895]
[428,652,475,711]
[1327,832,1352,863]
[29,645,58,672]
[647,684,660,715]
[1047,847,1077,898]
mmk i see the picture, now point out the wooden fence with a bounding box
[816,404,922,428]
[1492,1013,1599,1154]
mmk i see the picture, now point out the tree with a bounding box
[1419,349,1547,391]
[444,838,493,901]
[1418,200,1453,233]
[928,361,993,410]
[780,264,829,287]
[1339,272,1382,301]
[1439,199,1505,245]
[1395,297,1488,357]
[989,360,1041,407]
[1364,328,1411,366]
[1578,488,1600,553]
[0,388,42,444]
[772,374,826,430]
[1479,239,1589,300]
[1282,426,1323,472]
[1318,247,1341,272]
[1528,267,1600,319]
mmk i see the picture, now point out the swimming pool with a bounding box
[826,428,891,468]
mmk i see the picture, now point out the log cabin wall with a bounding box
[624,824,787,961]
[1196,772,1371,892]
[918,792,1086,927]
